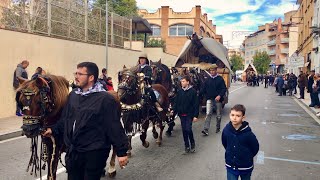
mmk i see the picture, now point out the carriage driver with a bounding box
[137,53,163,112]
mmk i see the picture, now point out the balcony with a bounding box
[281,38,289,43]
[268,50,276,55]
[281,48,289,54]
[267,39,276,46]
[268,31,277,37]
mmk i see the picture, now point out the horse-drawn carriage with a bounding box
[174,34,231,109]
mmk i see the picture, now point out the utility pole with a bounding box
[106,0,109,69]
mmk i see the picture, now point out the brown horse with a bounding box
[16,75,119,179]
[117,67,169,157]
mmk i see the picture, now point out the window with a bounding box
[150,25,161,36]
[169,24,193,36]
[206,32,211,37]
[200,26,205,36]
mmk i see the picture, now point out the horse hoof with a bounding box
[108,171,117,178]
[153,132,159,139]
[143,141,149,148]
[156,140,162,146]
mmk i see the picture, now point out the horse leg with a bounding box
[107,148,117,178]
[152,121,158,139]
[140,120,150,148]
[127,135,133,157]
[46,140,60,180]
[156,114,165,146]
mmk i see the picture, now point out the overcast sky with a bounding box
[136,0,298,49]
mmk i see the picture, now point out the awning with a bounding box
[175,37,231,70]
[243,63,258,74]
[131,17,152,34]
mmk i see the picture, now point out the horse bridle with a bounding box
[19,77,55,129]
[118,71,140,95]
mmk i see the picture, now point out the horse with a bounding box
[150,60,176,136]
[117,66,169,157]
[16,75,119,179]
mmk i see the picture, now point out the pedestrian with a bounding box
[200,64,227,135]
[275,74,284,96]
[13,60,29,116]
[222,104,259,180]
[42,62,128,180]
[137,53,163,112]
[307,70,319,107]
[298,71,308,99]
[31,67,44,80]
[173,75,199,154]
[264,74,269,88]
[292,73,298,94]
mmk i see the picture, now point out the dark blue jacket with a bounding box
[222,121,259,172]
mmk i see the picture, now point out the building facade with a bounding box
[243,12,299,74]
[296,0,314,72]
[138,6,223,56]
[312,0,320,73]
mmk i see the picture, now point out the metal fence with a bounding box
[0,0,132,48]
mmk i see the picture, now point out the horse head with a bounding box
[117,67,142,103]
[150,59,163,84]
[16,75,69,138]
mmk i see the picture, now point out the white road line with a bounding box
[264,157,320,165]
[230,85,246,93]
[293,98,320,125]
[35,127,154,179]
[0,136,25,144]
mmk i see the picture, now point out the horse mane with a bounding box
[160,63,172,84]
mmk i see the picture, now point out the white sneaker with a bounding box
[316,112,320,117]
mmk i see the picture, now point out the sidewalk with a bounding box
[0,116,23,141]
[293,89,320,117]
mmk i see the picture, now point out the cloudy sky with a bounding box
[136,0,298,48]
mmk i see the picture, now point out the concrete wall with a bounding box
[0,29,177,118]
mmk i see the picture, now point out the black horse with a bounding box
[118,66,170,157]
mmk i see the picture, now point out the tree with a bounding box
[229,54,244,72]
[94,0,138,17]
[253,51,271,74]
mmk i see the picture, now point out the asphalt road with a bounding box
[1,82,320,180]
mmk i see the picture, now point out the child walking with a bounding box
[222,104,259,180]
[173,75,199,153]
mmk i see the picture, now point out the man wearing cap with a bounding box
[200,64,227,135]
[137,53,163,112]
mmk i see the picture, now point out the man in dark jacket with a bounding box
[173,75,199,154]
[13,60,29,116]
[43,62,128,180]
[298,71,308,99]
[137,53,163,112]
[200,64,227,135]
[275,75,284,96]
[264,74,269,88]
[222,104,259,180]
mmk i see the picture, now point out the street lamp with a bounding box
[106,1,109,69]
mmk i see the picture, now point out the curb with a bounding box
[0,130,23,141]
[293,96,320,120]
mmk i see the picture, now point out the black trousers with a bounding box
[299,86,305,99]
[179,116,194,148]
[146,87,157,102]
[67,149,109,180]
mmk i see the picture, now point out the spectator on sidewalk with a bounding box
[298,71,308,99]
[13,60,29,116]
[292,73,298,94]
[307,70,319,107]
[312,73,320,108]
[222,104,259,180]
[275,74,284,96]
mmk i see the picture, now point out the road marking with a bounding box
[35,127,154,179]
[264,157,320,165]
[0,136,25,144]
[230,85,246,93]
[293,98,320,125]
[256,151,320,166]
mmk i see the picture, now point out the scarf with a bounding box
[75,81,106,96]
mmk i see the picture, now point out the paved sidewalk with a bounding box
[0,116,23,141]
[293,89,320,116]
